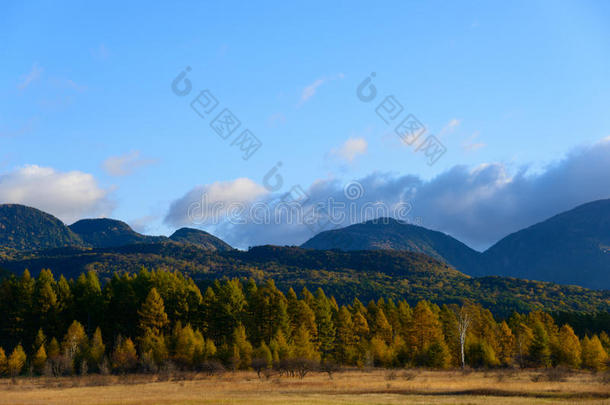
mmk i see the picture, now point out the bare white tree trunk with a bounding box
[456,306,471,369]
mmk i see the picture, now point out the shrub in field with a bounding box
[251,358,268,378]
[199,360,225,376]
[277,358,318,378]
[320,360,341,379]
[47,354,72,376]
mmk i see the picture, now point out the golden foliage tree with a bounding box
[553,324,581,368]
[581,335,607,371]
[8,344,26,377]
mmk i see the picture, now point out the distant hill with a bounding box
[301,218,482,275]
[69,218,167,248]
[169,227,233,251]
[0,204,83,250]
[1,243,607,316]
[0,204,234,253]
[482,199,610,290]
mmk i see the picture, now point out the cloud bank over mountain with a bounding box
[166,137,610,250]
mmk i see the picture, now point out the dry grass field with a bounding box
[0,369,609,405]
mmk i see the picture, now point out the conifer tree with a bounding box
[34,269,58,337]
[409,301,443,359]
[289,300,317,341]
[55,275,73,335]
[372,309,393,345]
[62,320,89,371]
[201,287,217,336]
[112,336,138,372]
[529,321,551,367]
[313,289,336,358]
[253,342,273,368]
[33,329,46,353]
[497,321,515,366]
[581,335,607,371]
[89,327,106,371]
[512,321,533,368]
[32,345,47,375]
[369,336,391,366]
[232,324,253,369]
[352,311,370,342]
[47,337,60,359]
[172,323,201,368]
[419,338,451,369]
[292,324,320,361]
[553,324,581,368]
[74,271,103,334]
[0,347,8,376]
[8,344,26,377]
[466,339,499,368]
[138,288,169,336]
[269,330,292,361]
[334,306,356,364]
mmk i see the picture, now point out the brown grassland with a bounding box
[0,369,609,405]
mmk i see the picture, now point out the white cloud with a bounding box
[331,137,368,163]
[103,151,158,177]
[164,178,268,228]
[440,118,460,136]
[0,165,113,223]
[18,63,43,90]
[300,78,325,104]
[298,73,345,106]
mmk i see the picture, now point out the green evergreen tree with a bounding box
[292,324,320,361]
[529,321,551,367]
[232,324,253,369]
[313,289,336,358]
[89,327,106,371]
[138,288,169,336]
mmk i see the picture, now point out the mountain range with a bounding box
[300,200,610,290]
[0,200,609,291]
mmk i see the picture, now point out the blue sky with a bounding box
[1,0,610,249]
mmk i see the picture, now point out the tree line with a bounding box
[0,268,608,377]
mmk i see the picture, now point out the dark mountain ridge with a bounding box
[301,218,482,275]
[168,227,233,251]
[0,204,233,252]
[481,199,610,289]
[69,218,167,248]
[0,204,83,250]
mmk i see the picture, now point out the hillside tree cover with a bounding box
[0,268,608,377]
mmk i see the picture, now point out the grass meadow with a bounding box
[0,369,609,405]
